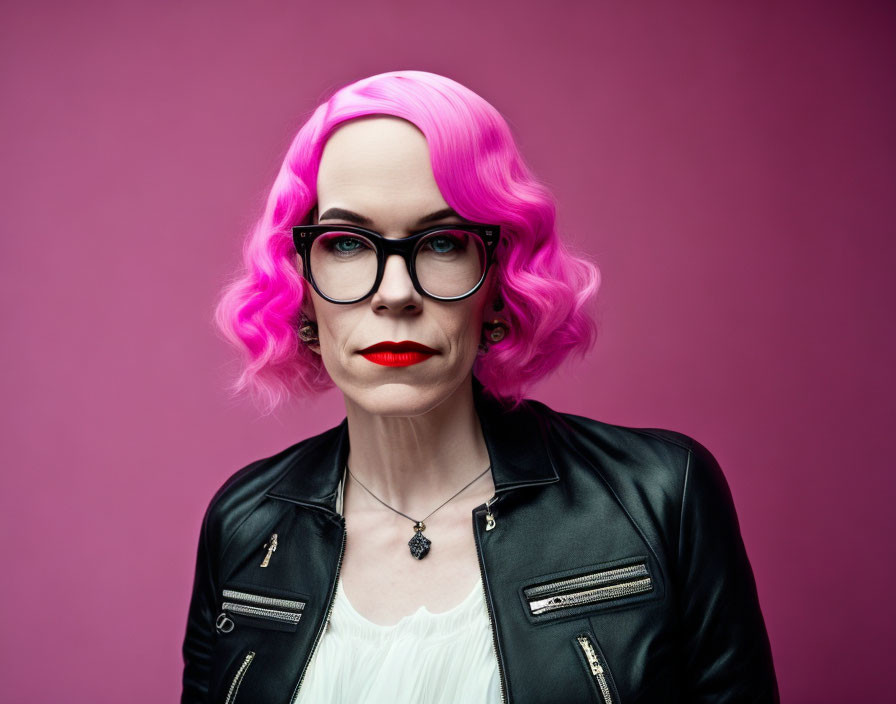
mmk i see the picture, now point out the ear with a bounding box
[298,280,317,322]
[297,302,322,356]
[483,270,502,309]
[300,305,318,327]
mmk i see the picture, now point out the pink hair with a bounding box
[214,70,601,414]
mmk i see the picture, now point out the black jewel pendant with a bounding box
[408,521,431,560]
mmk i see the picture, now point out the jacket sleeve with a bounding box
[675,439,780,703]
[181,497,220,703]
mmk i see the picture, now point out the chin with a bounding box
[345,379,459,418]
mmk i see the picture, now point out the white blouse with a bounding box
[292,473,502,703]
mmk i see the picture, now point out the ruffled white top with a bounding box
[292,472,502,703]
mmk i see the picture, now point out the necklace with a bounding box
[345,462,491,560]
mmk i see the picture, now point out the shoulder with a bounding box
[519,398,742,568]
[200,422,343,549]
[520,397,725,503]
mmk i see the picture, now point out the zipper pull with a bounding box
[484,495,498,531]
[260,533,278,567]
[216,612,235,633]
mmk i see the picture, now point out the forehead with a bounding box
[316,116,449,220]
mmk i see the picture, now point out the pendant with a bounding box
[408,521,431,560]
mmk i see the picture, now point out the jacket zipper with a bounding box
[526,563,652,616]
[473,494,508,704]
[221,602,303,624]
[223,650,255,704]
[575,634,614,704]
[220,588,305,625]
[289,519,347,703]
[222,588,306,612]
[525,563,648,599]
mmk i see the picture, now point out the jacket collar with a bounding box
[266,377,559,511]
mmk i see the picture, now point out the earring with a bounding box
[479,320,510,353]
[479,295,509,353]
[298,314,319,347]
[483,319,509,342]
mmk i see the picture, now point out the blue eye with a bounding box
[425,232,468,255]
[430,237,456,253]
[334,237,363,253]
[319,233,373,256]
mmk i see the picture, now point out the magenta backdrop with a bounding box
[2,1,894,702]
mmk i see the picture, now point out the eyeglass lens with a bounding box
[308,229,487,301]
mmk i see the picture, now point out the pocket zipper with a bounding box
[525,562,652,616]
[220,588,305,626]
[576,635,615,704]
[223,588,306,612]
[224,650,255,704]
[221,602,303,624]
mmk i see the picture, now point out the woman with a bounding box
[182,70,779,703]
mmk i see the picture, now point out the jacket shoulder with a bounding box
[522,398,722,499]
[538,400,696,451]
[200,422,343,550]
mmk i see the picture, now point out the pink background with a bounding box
[2,1,894,702]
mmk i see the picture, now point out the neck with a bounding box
[342,375,493,516]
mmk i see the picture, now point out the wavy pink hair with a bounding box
[214,70,601,414]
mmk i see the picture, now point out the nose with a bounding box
[370,253,422,312]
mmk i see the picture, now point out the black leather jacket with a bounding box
[182,379,779,703]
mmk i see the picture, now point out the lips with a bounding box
[357,340,438,367]
[358,341,438,354]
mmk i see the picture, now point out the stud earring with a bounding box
[483,319,509,343]
[479,320,510,354]
[479,295,510,353]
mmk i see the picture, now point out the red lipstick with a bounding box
[357,340,438,367]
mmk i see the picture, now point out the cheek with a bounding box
[311,304,351,358]
[455,301,489,348]
[318,316,348,352]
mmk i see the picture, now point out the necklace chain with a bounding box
[345,462,492,524]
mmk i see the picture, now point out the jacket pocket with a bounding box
[522,557,655,621]
[216,587,306,633]
[574,632,621,704]
[223,650,255,704]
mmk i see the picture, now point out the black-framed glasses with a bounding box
[292,223,501,304]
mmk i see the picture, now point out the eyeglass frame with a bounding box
[292,223,501,304]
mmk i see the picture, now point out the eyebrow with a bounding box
[317,207,465,227]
